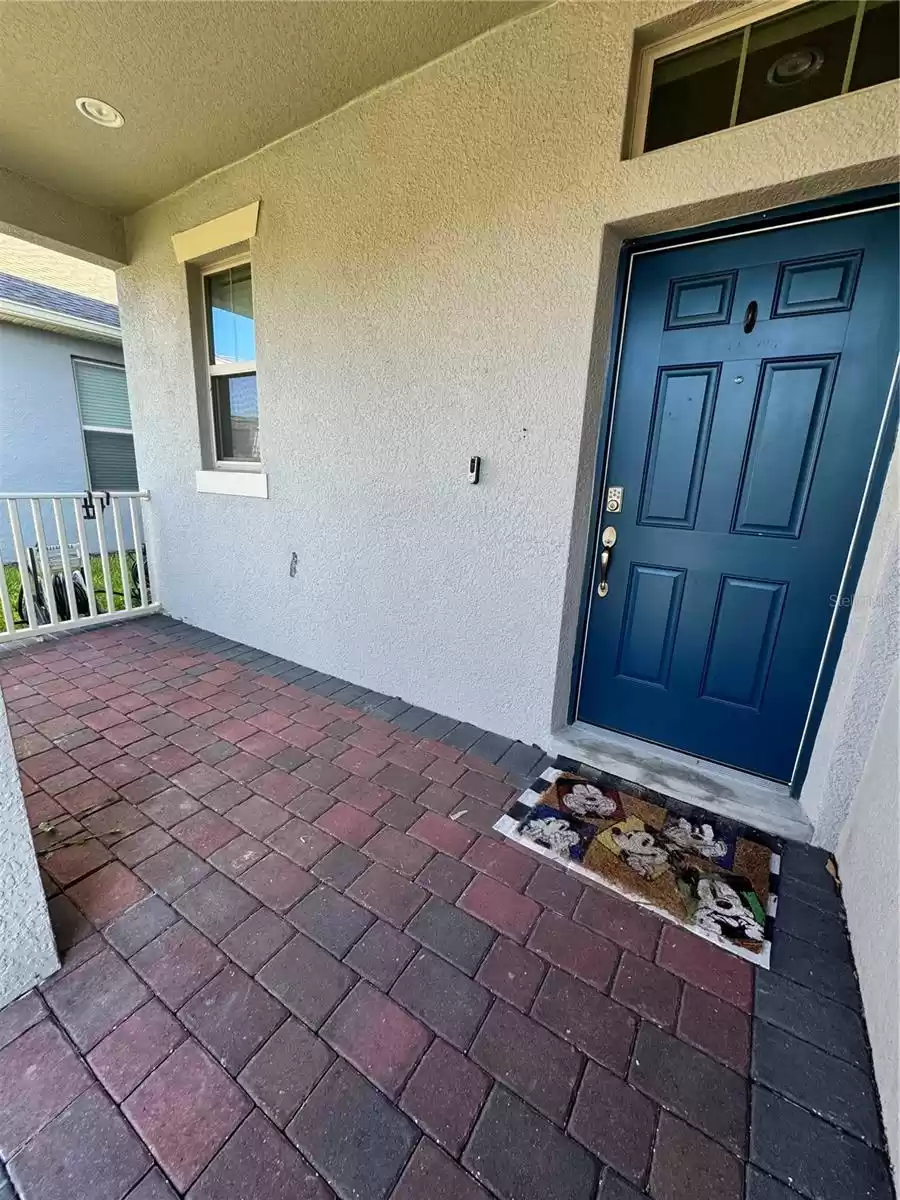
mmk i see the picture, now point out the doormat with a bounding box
[494,757,781,967]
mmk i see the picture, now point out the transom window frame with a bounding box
[71,355,139,493]
[628,0,886,159]
[199,250,261,471]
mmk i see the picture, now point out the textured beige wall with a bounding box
[0,166,126,268]
[119,0,899,751]
[0,693,58,1006]
[839,666,900,1169]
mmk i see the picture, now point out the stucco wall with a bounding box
[838,667,900,1169]
[0,691,58,1005]
[0,322,126,558]
[118,2,899,753]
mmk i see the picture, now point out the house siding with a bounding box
[0,321,126,557]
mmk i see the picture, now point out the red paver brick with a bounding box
[144,745,198,776]
[134,841,212,900]
[43,948,149,1051]
[476,937,547,1010]
[267,817,336,868]
[392,1139,491,1200]
[202,779,251,813]
[532,967,637,1076]
[287,787,334,821]
[180,964,288,1074]
[218,750,269,782]
[92,754,150,789]
[0,1022,91,1157]
[574,885,663,959]
[140,786,202,829]
[238,731,290,763]
[649,1113,743,1200]
[472,1000,583,1125]
[104,720,152,749]
[248,708,294,734]
[331,774,393,814]
[239,852,316,912]
[238,1019,335,1128]
[292,757,349,793]
[68,860,150,925]
[208,717,258,743]
[208,832,269,878]
[455,769,514,807]
[257,934,357,1029]
[628,1023,747,1156]
[374,794,422,832]
[423,756,466,786]
[364,825,434,878]
[348,864,427,927]
[569,1061,658,1185]
[656,925,754,1012]
[321,981,431,1097]
[416,852,475,902]
[0,990,45,1052]
[84,796,150,844]
[331,746,384,779]
[228,793,290,838]
[81,709,128,733]
[400,1038,491,1155]
[372,762,429,800]
[123,1040,251,1191]
[525,862,584,917]
[117,773,169,806]
[131,921,225,1009]
[612,951,682,1028]
[86,998,185,1101]
[347,728,396,756]
[459,874,540,943]
[43,837,112,886]
[171,809,241,858]
[220,907,294,974]
[676,984,751,1074]
[252,767,307,805]
[104,894,178,958]
[528,909,620,989]
[175,870,259,941]
[279,723,327,751]
[188,1108,332,1200]
[7,1084,151,1200]
[170,762,230,799]
[409,810,477,858]
[54,775,116,813]
[315,800,381,847]
[115,824,173,867]
[390,950,490,1051]
[463,836,537,889]
[384,744,436,774]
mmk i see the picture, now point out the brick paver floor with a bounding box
[0,616,892,1199]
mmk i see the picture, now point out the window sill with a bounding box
[195,469,268,499]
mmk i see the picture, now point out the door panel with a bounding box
[577,206,899,781]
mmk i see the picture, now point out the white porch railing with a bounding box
[0,491,159,643]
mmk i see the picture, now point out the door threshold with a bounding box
[551,722,813,843]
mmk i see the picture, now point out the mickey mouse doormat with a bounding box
[494,759,781,967]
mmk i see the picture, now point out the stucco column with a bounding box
[0,690,58,1006]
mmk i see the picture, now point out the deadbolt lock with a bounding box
[606,486,623,513]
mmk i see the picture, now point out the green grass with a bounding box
[1,553,132,634]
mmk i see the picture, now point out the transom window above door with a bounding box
[629,0,899,156]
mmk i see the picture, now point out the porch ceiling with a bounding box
[0,0,540,216]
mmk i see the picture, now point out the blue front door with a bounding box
[577,205,898,782]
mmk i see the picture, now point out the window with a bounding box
[631,0,899,156]
[203,260,259,464]
[72,359,139,491]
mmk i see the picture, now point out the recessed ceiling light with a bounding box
[75,96,125,128]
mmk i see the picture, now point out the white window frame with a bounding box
[71,356,137,493]
[200,252,261,472]
[628,0,874,159]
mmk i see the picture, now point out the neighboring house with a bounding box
[0,270,137,560]
[0,0,898,1179]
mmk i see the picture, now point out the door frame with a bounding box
[569,184,900,795]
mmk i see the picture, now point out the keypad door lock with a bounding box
[606,486,623,513]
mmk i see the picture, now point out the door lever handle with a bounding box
[597,526,616,598]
